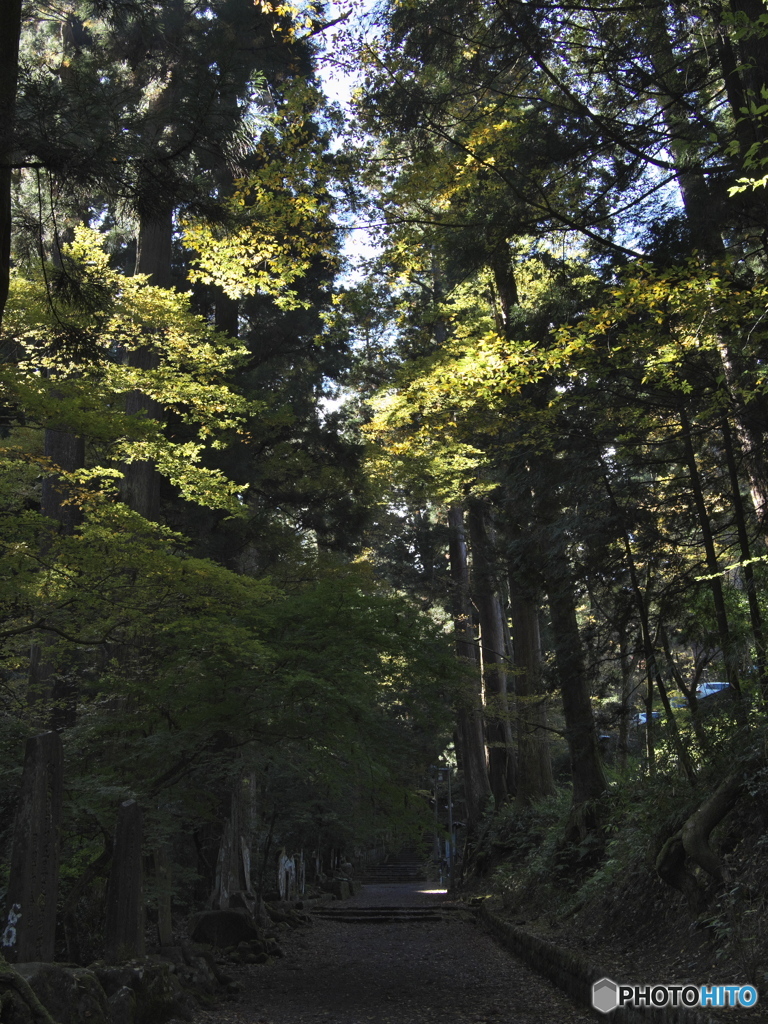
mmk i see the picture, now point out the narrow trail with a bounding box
[192,883,593,1024]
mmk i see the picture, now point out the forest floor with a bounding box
[187,883,594,1024]
[484,874,768,1023]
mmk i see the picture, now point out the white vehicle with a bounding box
[695,681,730,699]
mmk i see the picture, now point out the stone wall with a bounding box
[477,906,717,1024]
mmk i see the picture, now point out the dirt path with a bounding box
[191,884,593,1024]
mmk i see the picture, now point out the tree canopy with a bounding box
[2,0,768,971]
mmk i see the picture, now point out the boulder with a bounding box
[106,986,136,1024]
[189,908,259,948]
[174,950,220,998]
[92,960,195,1024]
[265,904,311,929]
[331,880,351,900]
[3,954,211,1024]
[0,960,60,1024]
[15,963,108,1024]
[318,878,353,900]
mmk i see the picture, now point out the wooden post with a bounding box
[105,800,145,961]
[2,732,63,963]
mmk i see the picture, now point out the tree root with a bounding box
[655,833,707,915]
[0,960,59,1024]
[656,770,745,911]
[681,772,743,884]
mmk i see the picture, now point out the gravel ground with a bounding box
[190,884,593,1024]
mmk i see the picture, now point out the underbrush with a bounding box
[476,725,768,986]
[483,762,693,913]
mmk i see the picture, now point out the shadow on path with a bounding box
[191,883,592,1024]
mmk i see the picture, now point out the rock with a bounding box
[15,963,108,1024]
[180,943,231,988]
[176,956,218,999]
[107,985,136,1024]
[0,994,36,1024]
[155,946,184,965]
[332,880,351,900]
[189,909,259,948]
[264,902,310,929]
[92,960,195,1024]
[0,960,60,1024]
[318,879,353,900]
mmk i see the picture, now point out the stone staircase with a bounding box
[312,905,462,923]
[360,862,426,883]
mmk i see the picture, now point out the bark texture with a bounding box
[0,0,22,325]
[468,499,516,806]
[656,771,746,912]
[104,799,145,962]
[681,773,743,884]
[121,206,173,520]
[509,587,554,806]
[448,505,492,827]
[544,535,607,810]
[3,732,63,963]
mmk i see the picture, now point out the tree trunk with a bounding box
[678,406,742,697]
[41,426,85,532]
[210,767,258,909]
[600,461,696,782]
[710,0,768,242]
[657,770,746,911]
[681,772,743,883]
[154,846,174,947]
[3,733,63,963]
[215,291,239,338]
[721,417,768,701]
[544,538,608,809]
[104,799,145,962]
[509,584,554,806]
[660,625,711,757]
[447,504,492,827]
[30,416,85,722]
[467,498,516,805]
[646,5,768,532]
[616,618,640,772]
[0,0,22,325]
[121,206,173,520]
[642,5,730,254]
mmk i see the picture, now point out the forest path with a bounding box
[191,883,593,1024]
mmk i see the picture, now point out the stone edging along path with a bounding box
[477,905,717,1024]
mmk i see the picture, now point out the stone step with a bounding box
[360,864,426,882]
[312,905,463,923]
[312,909,443,923]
